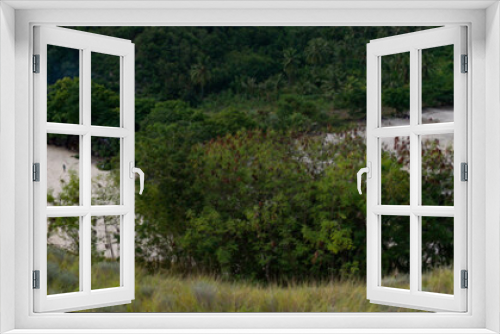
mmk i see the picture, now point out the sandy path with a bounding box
[381,107,453,127]
[383,107,454,148]
[326,107,454,149]
[47,145,109,199]
[47,145,118,257]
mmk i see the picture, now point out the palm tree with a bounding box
[190,57,211,98]
[282,48,299,87]
[273,73,283,101]
[305,38,330,66]
[240,77,257,98]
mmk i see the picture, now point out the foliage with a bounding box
[47,77,120,127]
[46,26,455,285]
[381,53,410,116]
[47,169,121,291]
[47,245,80,295]
[421,45,454,108]
[49,27,448,117]
[380,137,454,277]
[48,125,454,284]
[47,77,121,163]
[47,245,120,296]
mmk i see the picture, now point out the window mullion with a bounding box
[409,48,420,295]
[82,214,91,293]
[78,48,84,293]
[82,48,92,294]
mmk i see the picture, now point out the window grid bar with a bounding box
[120,53,124,128]
[373,122,454,138]
[46,206,130,217]
[418,215,423,291]
[120,56,125,208]
[82,48,92,295]
[409,47,420,295]
[78,48,84,292]
[373,205,411,215]
[120,215,124,286]
[46,123,130,138]
[417,47,424,292]
[119,55,125,285]
[373,205,454,217]
[377,214,382,287]
[82,214,92,293]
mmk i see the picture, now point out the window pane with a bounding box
[421,217,454,294]
[47,45,80,124]
[421,134,454,206]
[381,136,410,205]
[47,134,80,206]
[91,137,120,205]
[381,52,410,127]
[91,216,121,290]
[91,52,120,127]
[47,216,80,295]
[381,215,410,290]
[421,45,454,124]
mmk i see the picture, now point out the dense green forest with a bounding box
[47,27,454,285]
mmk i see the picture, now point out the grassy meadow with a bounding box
[48,246,453,313]
[87,264,452,313]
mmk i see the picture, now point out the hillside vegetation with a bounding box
[47,27,454,293]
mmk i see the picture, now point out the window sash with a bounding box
[32,26,136,313]
[366,26,468,312]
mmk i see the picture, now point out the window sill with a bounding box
[4,329,497,334]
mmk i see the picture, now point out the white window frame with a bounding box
[1,1,499,333]
[365,26,468,312]
[33,26,136,313]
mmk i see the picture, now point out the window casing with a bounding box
[3,3,495,333]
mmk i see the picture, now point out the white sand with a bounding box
[47,145,110,199]
[325,108,454,149]
[47,145,118,257]
[384,107,454,148]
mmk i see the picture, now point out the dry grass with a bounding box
[80,265,453,313]
[48,247,453,313]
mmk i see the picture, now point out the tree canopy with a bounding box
[47,26,454,283]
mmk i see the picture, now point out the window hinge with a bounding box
[461,162,468,181]
[33,270,40,289]
[461,54,468,73]
[33,163,40,182]
[33,54,40,73]
[461,270,468,289]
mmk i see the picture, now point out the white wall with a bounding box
[6,5,493,331]
[486,2,500,333]
[0,2,16,333]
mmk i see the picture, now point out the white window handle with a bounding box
[357,162,371,195]
[129,162,144,195]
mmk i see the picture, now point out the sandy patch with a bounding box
[47,145,110,200]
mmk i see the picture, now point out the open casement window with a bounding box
[33,26,139,312]
[363,26,467,312]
